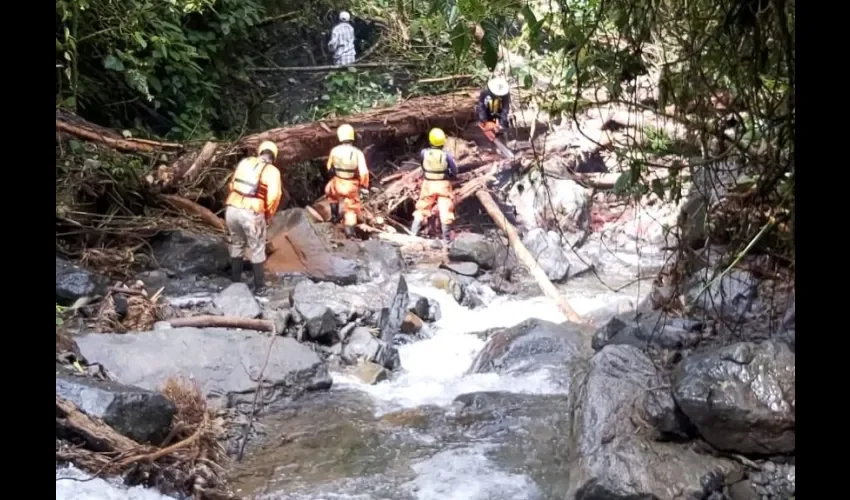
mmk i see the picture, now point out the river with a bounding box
[56,238,663,500]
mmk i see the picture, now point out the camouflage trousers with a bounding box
[225,206,267,264]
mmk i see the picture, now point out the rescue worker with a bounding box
[476,76,512,134]
[328,11,356,66]
[325,124,370,238]
[224,140,283,293]
[409,128,458,242]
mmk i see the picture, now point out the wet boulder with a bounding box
[672,341,795,455]
[508,174,590,241]
[448,233,497,269]
[292,275,404,324]
[407,269,465,304]
[342,326,400,370]
[522,228,570,281]
[468,318,586,377]
[377,275,409,345]
[151,230,230,277]
[357,240,404,282]
[566,345,741,499]
[440,261,479,277]
[212,283,261,318]
[408,293,441,322]
[56,257,107,305]
[56,371,176,444]
[591,310,704,352]
[685,267,759,322]
[75,327,332,411]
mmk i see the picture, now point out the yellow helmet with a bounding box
[428,128,446,147]
[257,140,278,161]
[337,124,355,142]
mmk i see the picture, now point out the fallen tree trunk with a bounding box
[168,315,275,332]
[475,190,584,323]
[240,91,478,165]
[56,109,183,153]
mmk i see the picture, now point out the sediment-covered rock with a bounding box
[212,282,262,318]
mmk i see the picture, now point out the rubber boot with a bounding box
[252,262,265,293]
[441,223,452,242]
[330,203,341,223]
[409,217,422,237]
[231,258,243,283]
[344,226,355,239]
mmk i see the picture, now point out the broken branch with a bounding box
[475,190,584,323]
[168,315,275,332]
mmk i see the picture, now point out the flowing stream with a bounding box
[56,239,661,500]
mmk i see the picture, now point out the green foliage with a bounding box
[293,69,398,122]
[56,0,265,139]
[56,304,68,327]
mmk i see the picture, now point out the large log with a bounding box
[475,190,584,324]
[240,91,479,164]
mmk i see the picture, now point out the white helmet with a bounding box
[487,76,510,97]
[339,11,351,22]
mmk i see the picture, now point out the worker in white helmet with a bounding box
[476,76,512,136]
[329,11,356,66]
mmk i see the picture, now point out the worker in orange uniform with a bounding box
[409,128,458,242]
[325,124,370,238]
[224,140,283,293]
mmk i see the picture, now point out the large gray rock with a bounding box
[508,174,590,241]
[358,240,404,282]
[468,319,586,376]
[342,326,400,370]
[686,267,758,322]
[75,328,332,411]
[56,257,107,305]
[566,345,741,499]
[591,310,704,352]
[213,283,261,318]
[56,371,176,444]
[522,228,571,281]
[448,233,497,269]
[292,275,402,323]
[672,341,795,455]
[151,230,230,277]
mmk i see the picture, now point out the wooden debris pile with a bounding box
[93,280,164,333]
[57,376,234,500]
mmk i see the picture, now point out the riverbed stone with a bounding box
[448,233,497,269]
[212,283,261,318]
[352,361,390,385]
[401,312,424,334]
[378,275,409,345]
[468,318,586,376]
[292,275,405,324]
[56,257,107,305]
[75,327,332,411]
[591,310,704,352]
[342,326,400,370]
[685,267,759,321]
[151,230,230,277]
[566,345,741,499]
[672,341,795,455]
[56,370,176,444]
[440,261,479,277]
[522,228,571,281]
[357,240,404,282]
